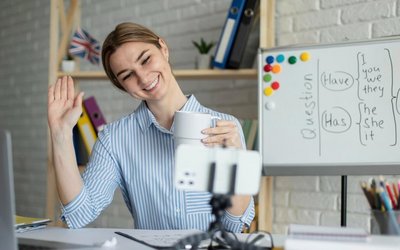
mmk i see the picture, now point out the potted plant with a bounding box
[61,53,75,72]
[192,38,215,69]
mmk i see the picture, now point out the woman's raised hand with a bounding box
[48,76,84,134]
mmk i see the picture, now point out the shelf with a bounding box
[57,69,257,80]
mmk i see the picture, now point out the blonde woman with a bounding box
[48,22,254,232]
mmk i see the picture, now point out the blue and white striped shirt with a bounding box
[61,95,255,232]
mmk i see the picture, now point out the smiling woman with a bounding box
[47,22,255,232]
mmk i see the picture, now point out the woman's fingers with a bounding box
[201,120,243,148]
[67,76,74,100]
[48,84,55,105]
[61,76,68,99]
[54,78,61,100]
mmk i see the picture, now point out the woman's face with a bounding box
[109,39,171,101]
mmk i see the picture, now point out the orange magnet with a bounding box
[272,64,281,74]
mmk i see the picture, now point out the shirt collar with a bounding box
[135,95,203,133]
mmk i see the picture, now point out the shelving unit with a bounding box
[57,69,257,80]
[47,0,275,231]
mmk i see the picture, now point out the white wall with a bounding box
[272,0,400,234]
[0,0,398,232]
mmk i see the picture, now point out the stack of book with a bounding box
[213,0,259,69]
[15,215,51,233]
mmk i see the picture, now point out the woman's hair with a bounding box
[101,22,161,91]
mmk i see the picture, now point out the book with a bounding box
[83,96,106,134]
[77,106,97,154]
[227,0,259,69]
[247,119,258,150]
[15,215,51,233]
[241,119,252,146]
[213,0,247,69]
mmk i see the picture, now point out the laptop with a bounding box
[0,129,87,250]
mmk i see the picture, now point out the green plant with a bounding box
[192,38,215,54]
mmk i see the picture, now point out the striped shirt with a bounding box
[61,95,255,232]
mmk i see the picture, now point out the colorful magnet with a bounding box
[300,52,310,62]
[263,74,272,82]
[265,101,276,110]
[271,81,280,90]
[288,56,297,64]
[264,64,273,72]
[264,86,274,96]
[272,64,281,74]
[276,54,285,63]
[266,56,274,64]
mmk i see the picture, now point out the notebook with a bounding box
[0,129,86,250]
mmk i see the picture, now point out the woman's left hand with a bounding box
[201,120,243,149]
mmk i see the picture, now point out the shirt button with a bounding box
[176,208,180,213]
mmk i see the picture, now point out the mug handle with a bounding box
[210,116,221,127]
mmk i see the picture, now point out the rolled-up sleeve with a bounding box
[60,126,120,228]
[221,196,255,233]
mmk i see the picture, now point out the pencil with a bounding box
[361,181,375,209]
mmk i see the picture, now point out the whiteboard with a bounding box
[258,37,400,175]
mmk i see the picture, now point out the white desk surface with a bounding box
[16,226,400,250]
[16,227,281,249]
[17,227,154,249]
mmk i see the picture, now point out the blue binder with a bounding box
[213,0,247,69]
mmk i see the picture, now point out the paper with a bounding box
[288,224,368,242]
[285,238,399,250]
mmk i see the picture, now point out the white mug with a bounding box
[173,111,220,148]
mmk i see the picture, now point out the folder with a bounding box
[213,0,247,69]
[227,0,259,69]
[72,125,88,165]
[83,96,106,134]
[77,106,97,154]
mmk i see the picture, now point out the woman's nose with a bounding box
[136,70,149,84]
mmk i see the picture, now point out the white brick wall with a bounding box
[274,0,400,234]
[1,0,399,233]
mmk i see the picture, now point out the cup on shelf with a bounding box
[370,210,400,235]
[61,60,75,72]
[173,111,220,149]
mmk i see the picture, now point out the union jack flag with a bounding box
[69,27,101,65]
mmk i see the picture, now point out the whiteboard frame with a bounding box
[258,38,400,176]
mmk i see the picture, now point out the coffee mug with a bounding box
[173,111,220,148]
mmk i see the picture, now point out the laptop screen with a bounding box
[0,129,17,250]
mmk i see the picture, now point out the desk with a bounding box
[18,227,400,250]
[16,227,283,249]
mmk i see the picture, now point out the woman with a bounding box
[48,22,254,233]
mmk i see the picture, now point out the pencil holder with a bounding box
[371,210,400,235]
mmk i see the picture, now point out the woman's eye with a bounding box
[142,56,150,65]
[122,72,133,81]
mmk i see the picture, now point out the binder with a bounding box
[72,126,88,165]
[83,96,106,134]
[227,0,259,69]
[213,0,247,69]
[77,106,97,154]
